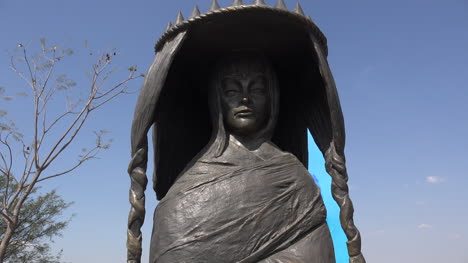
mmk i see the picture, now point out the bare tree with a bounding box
[0,39,142,262]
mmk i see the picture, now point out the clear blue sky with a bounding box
[1,0,468,262]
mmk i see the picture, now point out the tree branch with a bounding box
[35,145,100,184]
[42,109,90,169]
[93,71,135,100]
[22,48,35,91]
[9,57,34,89]
[33,86,40,168]
[1,209,14,226]
[44,110,76,134]
[0,133,14,210]
[41,96,92,168]
[38,49,56,99]
[91,84,128,111]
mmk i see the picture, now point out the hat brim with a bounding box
[156,5,328,57]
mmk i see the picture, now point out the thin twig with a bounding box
[22,48,35,91]
[42,109,90,169]
[38,49,56,99]
[91,86,126,111]
[0,134,13,209]
[41,97,92,167]
[93,71,136,100]
[10,57,33,89]
[35,146,100,184]
[45,110,76,134]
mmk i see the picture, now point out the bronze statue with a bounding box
[127,1,365,262]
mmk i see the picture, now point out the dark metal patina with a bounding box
[127,1,365,262]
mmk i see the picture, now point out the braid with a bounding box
[127,148,148,263]
[325,142,365,263]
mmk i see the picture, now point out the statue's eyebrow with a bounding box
[223,72,264,79]
[251,75,266,82]
[222,73,242,79]
[221,77,241,89]
[221,73,265,88]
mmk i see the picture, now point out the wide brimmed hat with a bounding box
[155,0,328,55]
[131,0,338,166]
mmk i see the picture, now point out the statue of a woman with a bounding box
[150,54,335,262]
[127,2,365,263]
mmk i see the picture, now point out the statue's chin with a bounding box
[227,119,260,137]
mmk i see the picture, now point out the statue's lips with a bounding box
[234,108,254,118]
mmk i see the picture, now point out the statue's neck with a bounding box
[230,134,264,151]
[228,134,282,161]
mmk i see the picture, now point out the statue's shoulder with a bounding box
[263,141,294,159]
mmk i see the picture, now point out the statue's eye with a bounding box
[250,83,265,94]
[222,80,240,97]
[224,89,239,97]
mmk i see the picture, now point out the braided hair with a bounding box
[127,32,188,263]
[309,34,365,263]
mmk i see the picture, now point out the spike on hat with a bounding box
[175,11,184,26]
[254,0,266,5]
[190,5,201,18]
[232,0,243,6]
[294,3,304,16]
[209,0,221,11]
[275,0,288,9]
[165,21,172,32]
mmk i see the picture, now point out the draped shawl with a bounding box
[150,143,335,263]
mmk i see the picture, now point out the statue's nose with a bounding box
[241,97,249,104]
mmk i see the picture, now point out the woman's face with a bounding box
[219,65,271,137]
